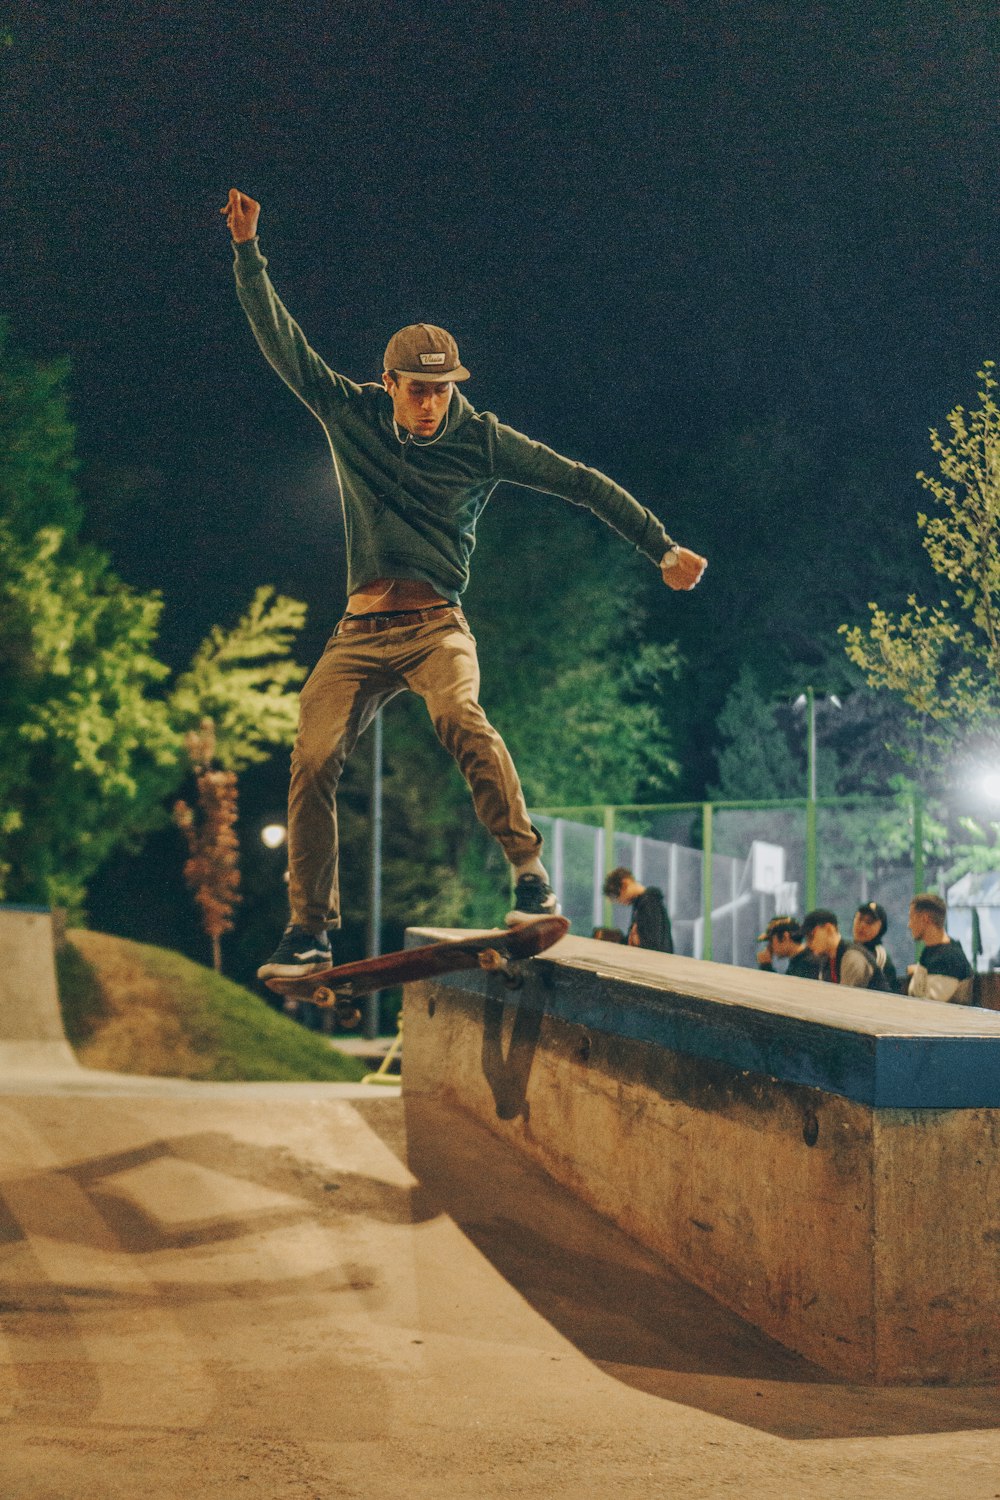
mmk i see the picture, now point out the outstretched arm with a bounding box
[493,421,706,591]
[220,188,360,418]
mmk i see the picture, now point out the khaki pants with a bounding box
[288,607,541,931]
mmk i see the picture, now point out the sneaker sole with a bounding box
[257,960,331,980]
[504,908,561,928]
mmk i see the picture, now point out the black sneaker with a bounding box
[505,873,561,926]
[257,924,332,980]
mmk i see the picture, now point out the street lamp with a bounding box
[979,770,1000,803]
[793,687,842,909]
[793,688,842,801]
[261,822,287,850]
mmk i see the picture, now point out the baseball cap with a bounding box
[855,900,888,933]
[757,915,802,943]
[383,323,470,383]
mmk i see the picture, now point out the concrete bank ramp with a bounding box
[0,905,79,1075]
[0,916,997,1496]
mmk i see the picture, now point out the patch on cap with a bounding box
[420,352,447,367]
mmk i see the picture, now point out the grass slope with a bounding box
[58,930,367,1083]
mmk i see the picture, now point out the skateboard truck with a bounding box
[310,987,363,1029]
[477,946,524,989]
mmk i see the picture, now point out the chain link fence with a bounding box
[532,794,983,975]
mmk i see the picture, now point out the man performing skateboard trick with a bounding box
[220,189,707,981]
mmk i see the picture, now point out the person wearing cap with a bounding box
[221,190,707,980]
[756,916,818,979]
[852,901,898,990]
[801,909,891,990]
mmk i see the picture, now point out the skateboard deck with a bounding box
[264,914,569,1025]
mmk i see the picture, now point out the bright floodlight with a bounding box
[261,823,287,849]
[980,772,1000,802]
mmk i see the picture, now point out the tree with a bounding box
[0,323,307,915]
[173,720,241,972]
[168,585,306,771]
[841,361,1000,766]
[467,489,681,806]
[708,665,805,801]
[637,417,922,797]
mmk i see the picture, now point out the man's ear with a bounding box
[382,371,394,393]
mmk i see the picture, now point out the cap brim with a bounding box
[387,365,470,383]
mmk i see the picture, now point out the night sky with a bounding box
[4,0,999,674]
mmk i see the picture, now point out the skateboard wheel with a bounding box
[312,987,337,1009]
[478,948,508,971]
[335,1004,362,1030]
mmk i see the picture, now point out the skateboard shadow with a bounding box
[378,1093,1000,1443]
[480,991,543,1121]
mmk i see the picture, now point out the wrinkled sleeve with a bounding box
[492,419,674,564]
[232,240,363,421]
[908,966,963,1002]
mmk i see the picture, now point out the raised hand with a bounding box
[220,188,261,243]
[661,547,707,591]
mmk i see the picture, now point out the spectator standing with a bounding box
[603,868,674,952]
[906,893,973,1002]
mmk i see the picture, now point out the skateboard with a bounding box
[264,915,569,1028]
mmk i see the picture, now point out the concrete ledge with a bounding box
[401,930,1000,1385]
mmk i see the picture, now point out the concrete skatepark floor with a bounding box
[2,1077,1000,1500]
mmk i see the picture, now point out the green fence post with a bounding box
[805,796,817,912]
[913,788,924,895]
[603,804,616,927]
[701,802,713,960]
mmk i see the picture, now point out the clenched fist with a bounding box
[221,188,260,243]
[661,546,707,591]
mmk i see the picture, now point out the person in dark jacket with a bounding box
[756,916,819,979]
[906,893,973,1002]
[802,909,890,990]
[852,901,899,990]
[221,189,707,979]
[602,867,674,952]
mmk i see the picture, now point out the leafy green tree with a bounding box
[168,586,306,771]
[0,324,306,915]
[842,361,1000,757]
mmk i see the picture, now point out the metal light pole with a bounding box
[793,687,842,912]
[804,686,817,910]
[365,708,383,1041]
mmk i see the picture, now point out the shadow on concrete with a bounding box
[373,1093,1000,1443]
[0,1126,432,1268]
[481,992,543,1121]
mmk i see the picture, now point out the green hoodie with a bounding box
[233,240,674,602]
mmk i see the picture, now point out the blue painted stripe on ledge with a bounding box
[436,961,1000,1110]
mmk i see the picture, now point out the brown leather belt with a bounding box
[338,604,457,635]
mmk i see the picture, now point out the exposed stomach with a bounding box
[347,577,449,612]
